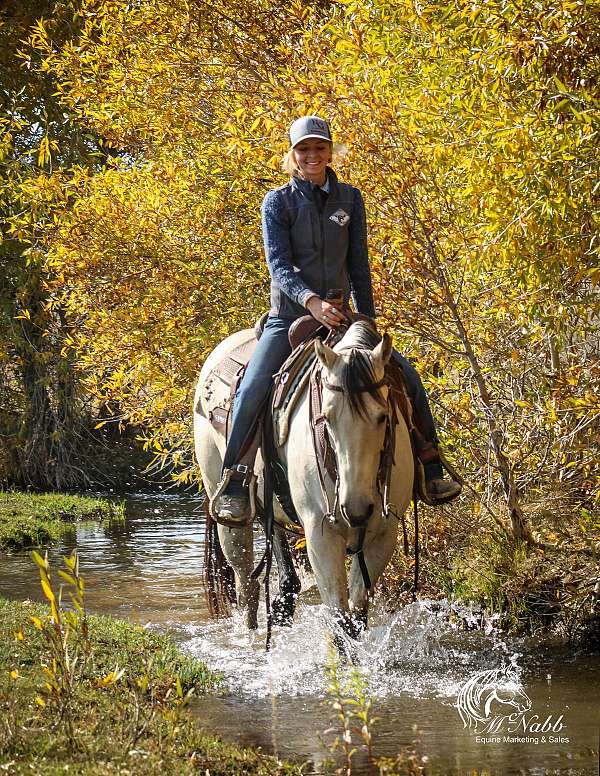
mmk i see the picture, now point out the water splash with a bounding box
[184,597,522,700]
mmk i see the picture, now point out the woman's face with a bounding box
[293,138,332,184]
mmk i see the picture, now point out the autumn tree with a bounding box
[20,0,598,546]
[0,0,119,487]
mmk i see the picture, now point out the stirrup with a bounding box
[210,465,257,527]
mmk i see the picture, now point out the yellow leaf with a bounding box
[40,578,55,606]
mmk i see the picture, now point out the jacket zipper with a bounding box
[307,182,327,297]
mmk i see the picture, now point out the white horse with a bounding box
[194,320,414,643]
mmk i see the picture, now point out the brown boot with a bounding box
[423,459,462,504]
[212,465,253,527]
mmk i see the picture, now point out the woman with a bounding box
[214,115,461,524]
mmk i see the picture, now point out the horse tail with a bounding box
[202,493,236,618]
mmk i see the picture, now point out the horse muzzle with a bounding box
[340,501,374,528]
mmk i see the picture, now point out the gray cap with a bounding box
[289,115,332,147]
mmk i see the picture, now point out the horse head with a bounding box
[314,324,393,528]
[490,682,532,717]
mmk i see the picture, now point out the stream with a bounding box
[0,492,598,775]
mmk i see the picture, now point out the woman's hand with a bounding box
[306,296,346,329]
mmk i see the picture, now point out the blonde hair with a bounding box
[281,142,348,178]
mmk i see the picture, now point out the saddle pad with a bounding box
[272,345,317,447]
[211,334,257,387]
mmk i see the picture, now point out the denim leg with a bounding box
[392,350,439,445]
[222,317,293,471]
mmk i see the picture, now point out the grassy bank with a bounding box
[0,491,124,549]
[381,497,599,647]
[0,596,301,775]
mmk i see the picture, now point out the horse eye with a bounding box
[376,413,387,425]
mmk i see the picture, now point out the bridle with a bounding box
[309,351,403,590]
[310,363,398,528]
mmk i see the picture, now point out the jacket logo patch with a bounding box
[329,208,350,227]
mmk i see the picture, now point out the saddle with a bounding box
[207,314,460,523]
[208,313,326,440]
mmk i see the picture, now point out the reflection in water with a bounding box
[0,492,209,626]
[0,492,597,776]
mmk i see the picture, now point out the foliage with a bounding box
[0,1,597,575]
[379,495,599,640]
[322,646,428,775]
[322,647,378,775]
[0,559,301,774]
[0,1,120,489]
[0,490,124,548]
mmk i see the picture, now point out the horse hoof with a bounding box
[246,613,259,630]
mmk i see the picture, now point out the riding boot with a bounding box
[423,458,462,502]
[213,464,253,527]
[213,422,263,527]
[412,429,462,505]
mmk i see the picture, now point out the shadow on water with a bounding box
[0,492,598,775]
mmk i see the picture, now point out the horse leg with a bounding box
[195,415,259,629]
[348,519,399,632]
[254,494,301,626]
[270,526,301,627]
[304,524,362,655]
[217,523,260,630]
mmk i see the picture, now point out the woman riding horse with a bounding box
[214,115,461,524]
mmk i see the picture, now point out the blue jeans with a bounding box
[222,317,293,471]
[222,316,438,471]
[394,353,439,446]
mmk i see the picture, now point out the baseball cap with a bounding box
[289,115,332,147]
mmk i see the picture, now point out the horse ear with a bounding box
[314,339,338,371]
[372,332,393,367]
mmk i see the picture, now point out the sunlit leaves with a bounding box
[11,0,598,508]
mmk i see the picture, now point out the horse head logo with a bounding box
[456,665,532,733]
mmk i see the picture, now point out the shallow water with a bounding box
[0,492,598,775]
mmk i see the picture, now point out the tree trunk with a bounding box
[438,271,532,543]
[19,348,57,489]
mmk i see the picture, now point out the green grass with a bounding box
[379,498,599,645]
[0,491,124,549]
[0,597,302,775]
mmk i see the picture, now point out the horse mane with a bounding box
[334,321,387,419]
[336,320,381,351]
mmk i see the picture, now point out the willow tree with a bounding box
[0,1,114,487]
[28,0,599,538]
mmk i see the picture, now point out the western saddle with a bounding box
[207,311,460,523]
